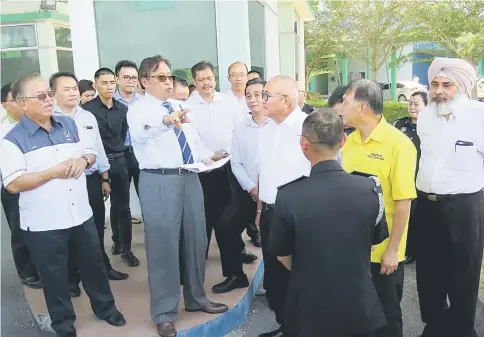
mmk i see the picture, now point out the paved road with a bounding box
[1,201,483,337]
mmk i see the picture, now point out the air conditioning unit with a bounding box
[40,0,57,11]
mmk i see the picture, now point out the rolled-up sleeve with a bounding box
[77,124,97,157]
[1,139,27,187]
[127,101,174,143]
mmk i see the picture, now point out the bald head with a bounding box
[263,75,299,123]
[267,75,299,107]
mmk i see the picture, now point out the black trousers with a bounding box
[405,199,418,258]
[215,188,256,277]
[1,187,38,279]
[125,147,140,197]
[22,218,116,333]
[371,262,404,337]
[109,155,132,253]
[198,165,232,249]
[260,205,290,325]
[69,173,112,285]
[415,191,483,337]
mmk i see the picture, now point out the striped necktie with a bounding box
[162,102,194,164]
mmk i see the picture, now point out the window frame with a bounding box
[0,23,39,51]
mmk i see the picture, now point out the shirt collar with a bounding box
[93,95,120,109]
[21,114,62,136]
[114,90,140,105]
[6,114,18,124]
[192,91,223,104]
[53,104,84,118]
[227,89,245,101]
[281,107,304,128]
[244,115,270,127]
[352,116,389,145]
[310,160,344,176]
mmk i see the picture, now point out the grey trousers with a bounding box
[139,170,209,324]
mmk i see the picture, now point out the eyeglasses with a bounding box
[122,75,138,82]
[229,73,248,79]
[261,91,287,102]
[22,90,55,101]
[149,75,175,83]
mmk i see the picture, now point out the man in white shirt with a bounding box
[186,61,258,263]
[172,77,190,102]
[212,78,269,294]
[415,58,484,337]
[51,72,129,296]
[225,61,250,119]
[127,55,228,337]
[1,74,125,337]
[1,83,41,289]
[257,75,311,337]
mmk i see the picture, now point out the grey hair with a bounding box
[346,79,384,114]
[302,108,344,150]
[11,73,42,100]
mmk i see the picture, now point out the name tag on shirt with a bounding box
[455,140,473,151]
[84,125,93,130]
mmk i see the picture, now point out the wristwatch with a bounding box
[81,155,92,169]
[101,178,111,184]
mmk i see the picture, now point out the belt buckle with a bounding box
[428,194,437,202]
[178,168,187,175]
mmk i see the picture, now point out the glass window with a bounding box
[1,25,37,49]
[57,50,74,73]
[1,50,40,85]
[54,26,72,48]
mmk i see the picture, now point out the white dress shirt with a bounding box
[127,93,213,169]
[258,108,311,204]
[1,115,96,232]
[0,114,18,185]
[54,105,110,176]
[185,91,243,153]
[231,115,271,191]
[226,89,250,120]
[416,99,484,194]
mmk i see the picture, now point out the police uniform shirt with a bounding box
[127,93,213,169]
[185,91,243,153]
[1,115,96,232]
[416,100,484,195]
[54,105,110,176]
[342,116,417,263]
[268,160,387,337]
[394,117,421,171]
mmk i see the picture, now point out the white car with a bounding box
[379,81,428,102]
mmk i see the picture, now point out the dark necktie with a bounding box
[162,102,194,164]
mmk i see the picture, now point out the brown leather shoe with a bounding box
[156,322,176,337]
[186,301,228,314]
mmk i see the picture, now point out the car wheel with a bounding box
[398,95,407,102]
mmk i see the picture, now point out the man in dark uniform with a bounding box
[269,108,389,337]
[393,91,427,264]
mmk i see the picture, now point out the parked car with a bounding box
[379,81,428,102]
[477,76,483,101]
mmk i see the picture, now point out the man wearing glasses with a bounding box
[1,74,126,337]
[257,75,311,337]
[226,62,251,118]
[84,68,140,268]
[114,60,142,226]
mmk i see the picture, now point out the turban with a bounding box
[428,57,477,95]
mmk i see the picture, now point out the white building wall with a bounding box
[215,0,251,92]
[278,2,296,78]
[263,0,280,79]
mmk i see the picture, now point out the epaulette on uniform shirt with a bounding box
[277,176,307,190]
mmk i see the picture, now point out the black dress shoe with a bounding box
[212,275,249,293]
[111,243,121,255]
[157,322,177,337]
[131,217,142,224]
[121,251,140,267]
[103,310,126,326]
[69,284,81,297]
[186,301,228,314]
[107,269,129,280]
[251,234,262,247]
[240,249,258,264]
[21,276,42,289]
[56,327,76,337]
[259,327,283,337]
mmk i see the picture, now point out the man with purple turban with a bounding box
[415,57,484,337]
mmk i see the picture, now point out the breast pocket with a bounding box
[450,140,476,172]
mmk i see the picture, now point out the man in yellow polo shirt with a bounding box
[341,79,417,337]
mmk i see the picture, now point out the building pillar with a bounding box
[264,0,280,79]
[296,17,306,89]
[36,20,58,81]
[68,0,100,81]
[479,58,484,77]
[341,55,349,85]
[215,0,251,92]
[278,1,296,78]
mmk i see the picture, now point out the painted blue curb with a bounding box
[30,260,264,337]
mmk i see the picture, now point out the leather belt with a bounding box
[417,191,458,202]
[125,146,134,153]
[107,152,125,160]
[143,168,191,175]
[263,202,275,211]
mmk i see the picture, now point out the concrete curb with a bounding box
[29,261,265,337]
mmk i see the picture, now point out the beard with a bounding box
[429,95,465,116]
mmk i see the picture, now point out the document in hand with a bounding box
[181,156,231,173]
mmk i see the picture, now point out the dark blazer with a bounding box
[269,160,388,337]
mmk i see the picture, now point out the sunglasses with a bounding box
[149,75,175,83]
[22,90,55,101]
